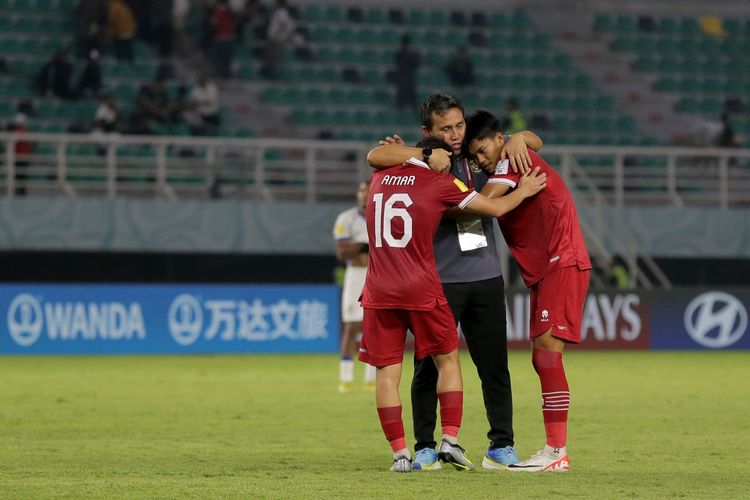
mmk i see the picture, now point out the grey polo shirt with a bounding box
[434,156,503,284]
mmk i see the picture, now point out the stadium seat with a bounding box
[366,8,387,24]
[593,14,614,32]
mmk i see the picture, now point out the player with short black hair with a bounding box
[464,109,592,473]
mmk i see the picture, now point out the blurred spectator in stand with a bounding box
[172,0,190,55]
[76,49,102,98]
[8,113,33,196]
[36,50,75,100]
[444,46,475,88]
[500,97,527,135]
[75,0,107,58]
[262,0,296,80]
[90,94,120,154]
[230,0,248,42]
[189,74,221,135]
[717,112,738,148]
[393,35,420,110]
[108,0,137,63]
[94,94,120,133]
[246,0,268,40]
[130,77,170,134]
[152,0,174,57]
[209,0,236,79]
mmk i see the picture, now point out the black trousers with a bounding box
[411,276,513,451]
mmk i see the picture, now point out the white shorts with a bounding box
[341,266,367,323]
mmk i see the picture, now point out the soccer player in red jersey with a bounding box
[463,110,592,473]
[359,137,546,472]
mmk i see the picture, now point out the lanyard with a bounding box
[461,158,474,191]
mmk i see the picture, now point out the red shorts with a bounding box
[529,266,590,343]
[359,298,458,367]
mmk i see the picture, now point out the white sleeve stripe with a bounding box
[487,178,517,188]
[458,191,479,209]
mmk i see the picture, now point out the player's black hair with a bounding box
[463,110,503,156]
[420,94,465,129]
[415,136,453,155]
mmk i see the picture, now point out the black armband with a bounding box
[361,244,369,254]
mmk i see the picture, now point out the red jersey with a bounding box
[488,149,591,287]
[361,159,478,310]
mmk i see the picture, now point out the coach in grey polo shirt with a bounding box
[367,94,542,470]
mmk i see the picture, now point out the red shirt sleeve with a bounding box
[486,159,522,189]
[437,174,480,208]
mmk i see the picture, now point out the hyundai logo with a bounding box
[7,294,44,347]
[684,291,747,348]
[168,294,203,346]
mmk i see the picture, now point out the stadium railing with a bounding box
[2,133,748,207]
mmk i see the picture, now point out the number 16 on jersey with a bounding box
[372,193,413,248]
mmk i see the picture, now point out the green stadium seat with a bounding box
[593,14,614,32]
[592,115,615,131]
[676,97,699,113]
[572,95,595,112]
[324,5,344,23]
[552,115,571,130]
[361,69,383,85]
[659,18,678,33]
[700,98,722,115]
[610,36,633,52]
[678,78,699,93]
[262,87,285,103]
[335,27,355,44]
[315,46,336,62]
[290,108,311,125]
[615,15,636,32]
[378,28,399,45]
[572,116,592,132]
[313,26,333,42]
[317,67,339,82]
[595,95,615,111]
[654,77,678,92]
[302,5,323,22]
[409,9,427,25]
[348,88,368,104]
[491,12,508,27]
[680,17,701,34]
[616,115,636,131]
[357,28,377,44]
[305,88,326,104]
[428,10,447,25]
[366,8,387,24]
[549,95,571,111]
[282,87,304,104]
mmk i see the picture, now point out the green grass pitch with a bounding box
[0,351,748,498]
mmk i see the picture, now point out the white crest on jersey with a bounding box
[494,160,509,175]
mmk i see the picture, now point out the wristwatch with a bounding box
[422,147,432,164]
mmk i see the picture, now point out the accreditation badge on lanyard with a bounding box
[456,159,488,252]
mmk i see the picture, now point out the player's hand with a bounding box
[501,135,532,174]
[427,148,452,173]
[518,167,546,197]
[378,134,406,146]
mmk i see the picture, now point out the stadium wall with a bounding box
[1,198,749,257]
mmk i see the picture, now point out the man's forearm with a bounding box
[517,130,543,152]
[366,144,422,170]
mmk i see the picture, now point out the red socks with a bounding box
[532,349,569,449]
[437,391,463,438]
[377,406,406,452]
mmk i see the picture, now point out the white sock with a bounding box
[364,363,377,383]
[544,444,566,457]
[442,434,458,445]
[339,359,354,383]
[393,448,411,460]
